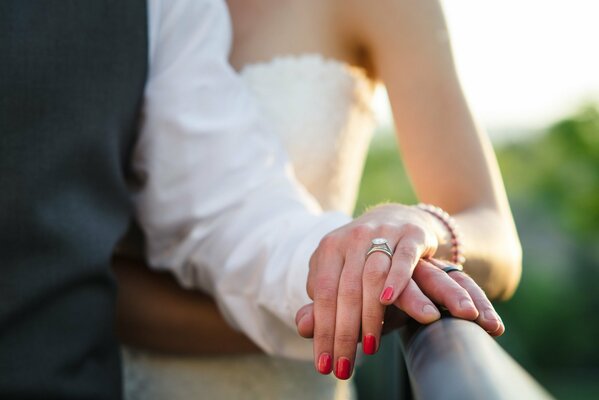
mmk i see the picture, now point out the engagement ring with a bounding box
[366,238,393,259]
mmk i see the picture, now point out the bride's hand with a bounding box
[297,257,504,379]
[300,204,503,379]
[298,258,504,337]
[296,257,504,338]
[303,203,442,379]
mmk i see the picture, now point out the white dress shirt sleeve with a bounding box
[135,0,351,359]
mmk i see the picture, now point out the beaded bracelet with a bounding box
[416,203,466,266]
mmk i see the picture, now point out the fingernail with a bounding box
[422,304,440,316]
[484,310,500,323]
[317,353,332,374]
[363,334,377,355]
[298,312,310,326]
[459,299,475,310]
[381,286,394,302]
[498,315,506,332]
[335,357,352,380]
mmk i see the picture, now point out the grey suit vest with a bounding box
[0,1,147,398]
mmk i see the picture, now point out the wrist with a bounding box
[415,203,465,265]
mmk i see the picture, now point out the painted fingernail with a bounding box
[335,357,352,380]
[422,304,440,316]
[363,334,377,355]
[459,299,475,310]
[317,353,332,374]
[381,286,394,302]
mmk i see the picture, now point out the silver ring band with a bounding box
[366,238,393,259]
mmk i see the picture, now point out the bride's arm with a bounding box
[343,0,522,300]
[113,255,261,355]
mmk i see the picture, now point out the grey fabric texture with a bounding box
[0,1,147,398]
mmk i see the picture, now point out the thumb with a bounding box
[295,303,315,338]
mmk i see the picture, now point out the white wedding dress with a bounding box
[123,54,376,400]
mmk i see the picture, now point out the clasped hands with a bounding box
[294,204,504,380]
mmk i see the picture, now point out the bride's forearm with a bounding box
[113,256,261,355]
[341,0,522,300]
[455,207,522,300]
[423,206,522,301]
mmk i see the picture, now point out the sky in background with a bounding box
[373,0,599,142]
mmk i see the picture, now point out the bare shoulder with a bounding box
[340,0,448,51]
[338,0,453,78]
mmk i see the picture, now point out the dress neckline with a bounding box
[239,53,373,88]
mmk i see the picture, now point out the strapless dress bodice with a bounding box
[240,54,375,214]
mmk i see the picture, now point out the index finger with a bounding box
[310,238,344,375]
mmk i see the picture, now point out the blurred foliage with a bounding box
[355,104,599,399]
[498,104,599,242]
[494,104,599,399]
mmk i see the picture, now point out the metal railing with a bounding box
[399,316,554,400]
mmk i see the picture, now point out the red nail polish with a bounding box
[363,334,377,355]
[317,353,332,374]
[335,357,352,380]
[381,286,394,302]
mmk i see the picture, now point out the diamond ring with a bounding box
[366,238,393,259]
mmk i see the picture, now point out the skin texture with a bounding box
[114,255,259,354]
[114,0,521,380]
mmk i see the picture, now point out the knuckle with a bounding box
[449,271,468,286]
[428,276,454,296]
[338,282,362,303]
[335,333,357,347]
[314,273,338,291]
[314,296,337,310]
[350,224,373,241]
[402,222,422,235]
[362,309,383,323]
[451,286,470,299]
[314,284,338,306]
[363,264,388,284]
[453,271,474,286]
[314,332,335,344]
[378,223,400,236]
[404,223,427,241]
[318,234,339,252]
[450,273,480,296]
[394,245,418,261]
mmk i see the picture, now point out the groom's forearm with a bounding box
[132,0,351,359]
[113,256,261,355]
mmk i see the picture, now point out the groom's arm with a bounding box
[134,0,350,359]
[114,255,261,355]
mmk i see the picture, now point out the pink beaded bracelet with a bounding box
[416,203,466,266]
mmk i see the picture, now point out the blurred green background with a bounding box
[353,104,599,400]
